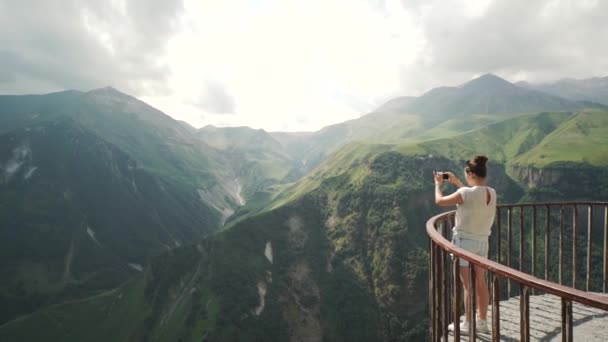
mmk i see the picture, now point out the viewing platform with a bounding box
[427,202,608,341]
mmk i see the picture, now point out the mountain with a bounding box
[404,73,587,118]
[397,108,608,200]
[403,108,608,168]
[512,109,608,167]
[517,76,608,106]
[0,125,535,341]
[372,96,416,113]
[8,107,608,341]
[0,119,219,324]
[0,88,249,222]
[1,78,608,341]
[0,88,255,324]
[0,151,469,341]
[270,74,598,176]
[197,125,305,197]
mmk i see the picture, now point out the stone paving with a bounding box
[446,293,608,341]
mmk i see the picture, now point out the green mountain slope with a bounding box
[0,90,83,135]
[0,89,243,220]
[397,108,608,200]
[393,108,608,168]
[0,143,528,341]
[4,105,608,340]
[197,125,304,199]
[405,74,587,118]
[0,192,383,341]
[0,277,149,342]
[0,119,219,324]
[270,74,598,176]
[269,109,599,217]
[513,109,608,166]
[405,111,574,162]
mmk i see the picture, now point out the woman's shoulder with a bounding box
[457,186,474,194]
[460,186,495,197]
[460,185,487,192]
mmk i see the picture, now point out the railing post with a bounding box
[435,243,443,342]
[604,205,608,293]
[520,285,530,342]
[532,206,537,284]
[453,257,461,341]
[469,263,477,340]
[520,206,525,274]
[587,205,593,292]
[496,208,502,264]
[507,207,513,297]
[442,246,449,340]
[561,298,573,342]
[545,205,551,282]
[573,205,578,289]
[427,203,608,342]
[559,205,565,285]
[492,273,500,342]
[430,239,436,342]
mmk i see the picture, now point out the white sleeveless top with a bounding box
[452,186,497,241]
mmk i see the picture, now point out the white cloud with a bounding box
[143,0,425,131]
[2,0,608,132]
[0,0,182,95]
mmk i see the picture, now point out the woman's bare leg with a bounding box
[460,266,471,322]
[476,268,489,320]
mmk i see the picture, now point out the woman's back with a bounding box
[453,186,496,240]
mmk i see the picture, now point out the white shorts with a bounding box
[452,237,489,266]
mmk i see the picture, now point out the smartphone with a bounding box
[442,173,449,180]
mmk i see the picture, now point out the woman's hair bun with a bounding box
[473,155,488,166]
[465,155,488,178]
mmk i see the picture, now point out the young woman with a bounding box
[433,155,496,334]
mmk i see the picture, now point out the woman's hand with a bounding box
[433,171,444,185]
[445,172,465,188]
[434,171,464,188]
[444,172,456,184]
[433,171,465,206]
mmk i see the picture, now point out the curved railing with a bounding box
[427,202,608,341]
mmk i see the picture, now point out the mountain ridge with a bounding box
[258,73,602,178]
[517,76,608,106]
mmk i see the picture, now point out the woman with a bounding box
[433,155,496,334]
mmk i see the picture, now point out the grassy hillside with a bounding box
[392,109,608,169]
[268,142,394,208]
[236,108,608,225]
[513,109,608,166]
[0,277,149,342]
[0,193,383,341]
[402,111,574,162]
[0,119,220,324]
[269,74,597,178]
[0,89,243,219]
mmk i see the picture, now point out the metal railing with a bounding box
[427,202,608,341]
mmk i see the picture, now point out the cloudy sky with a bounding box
[1,0,606,131]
